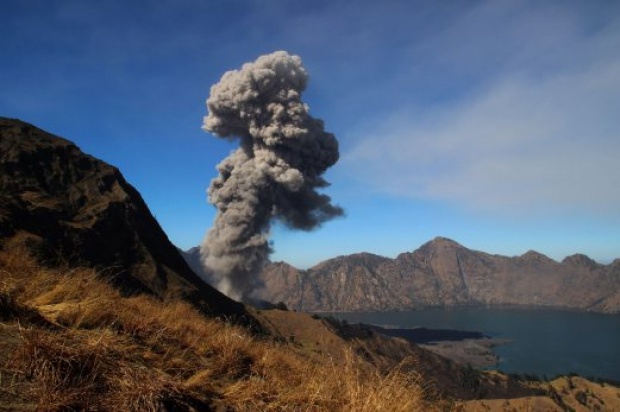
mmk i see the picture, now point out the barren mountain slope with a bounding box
[252,237,620,312]
[0,117,246,319]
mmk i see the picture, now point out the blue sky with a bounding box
[2,0,619,268]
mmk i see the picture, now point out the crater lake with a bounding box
[325,307,620,381]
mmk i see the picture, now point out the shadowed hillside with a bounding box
[0,117,246,320]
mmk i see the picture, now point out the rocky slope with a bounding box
[0,117,246,319]
[186,237,620,313]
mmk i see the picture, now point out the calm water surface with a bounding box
[325,307,620,381]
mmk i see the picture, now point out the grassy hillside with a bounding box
[3,249,619,411]
[0,249,435,411]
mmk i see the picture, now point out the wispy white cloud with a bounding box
[343,2,620,218]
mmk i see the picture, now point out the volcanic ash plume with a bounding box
[200,51,343,301]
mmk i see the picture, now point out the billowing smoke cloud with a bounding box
[200,51,343,301]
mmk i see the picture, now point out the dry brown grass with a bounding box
[0,249,436,411]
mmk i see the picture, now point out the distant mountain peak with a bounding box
[562,253,598,267]
[311,251,389,271]
[429,236,462,246]
[410,237,466,259]
[518,250,554,262]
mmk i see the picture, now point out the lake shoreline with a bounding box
[312,303,619,315]
[364,324,511,368]
[320,307,620,381]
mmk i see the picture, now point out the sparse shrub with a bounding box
[575,390,588,406]
[523,373,542,382]
[568,377,576,390]
[547,385,574,411]
[274,301,288,311]
[460,364,480,392]
[0,289,18,320]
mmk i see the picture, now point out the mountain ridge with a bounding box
[185,236,620,313]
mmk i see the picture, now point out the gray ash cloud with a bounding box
[200,51,343,301]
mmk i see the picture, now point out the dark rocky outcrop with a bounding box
[232,237,619,313]
[0,117,247,320]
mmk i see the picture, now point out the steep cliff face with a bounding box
[0,117,246,319]
[255,237,620,313]
[293,253,401,311]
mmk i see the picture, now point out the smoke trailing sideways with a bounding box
[200,51,343,301]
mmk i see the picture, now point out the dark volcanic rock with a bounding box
[367,326,487,344]
[253,237,620,313]
[0,117,247,320]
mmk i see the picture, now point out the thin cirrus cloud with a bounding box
[342,5,620,219]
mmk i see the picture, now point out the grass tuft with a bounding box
[0,249,434,411]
